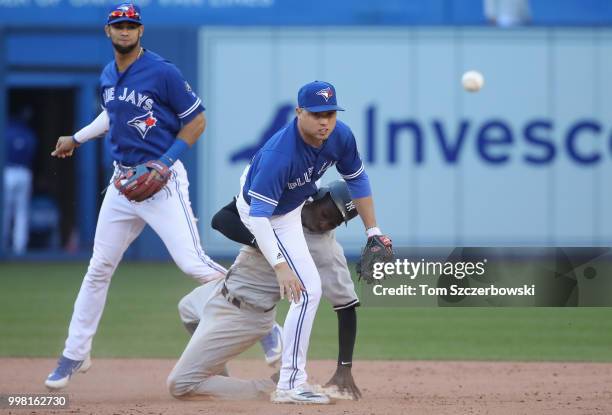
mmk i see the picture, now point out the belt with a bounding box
[221,283,275,313]
[114,162,134,173]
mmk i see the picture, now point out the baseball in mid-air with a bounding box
[462,70,484,92]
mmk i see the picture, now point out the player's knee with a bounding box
[304,280,322,303]
[167,370,215,398]
[175,260,209,281]
[84,257,115,282]
[167,373,194,398]
[177,294,195,322]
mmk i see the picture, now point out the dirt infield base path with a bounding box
[2,358,612,415]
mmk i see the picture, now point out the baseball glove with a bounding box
[114,160,171,202]
[356,234,394,284]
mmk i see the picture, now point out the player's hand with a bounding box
[325,365,362,400]
[274,262,304,303]
[51,136,79,158]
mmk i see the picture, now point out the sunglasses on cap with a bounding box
[108,7,141,22]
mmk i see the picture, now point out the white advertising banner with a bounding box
[198,27,612,256]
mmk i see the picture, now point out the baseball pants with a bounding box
[62,161,226,361]
[236,193,322,390]
[167,279,276,400]
[306,229,360,310]
[2,166,32,254]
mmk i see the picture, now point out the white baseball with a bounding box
[462,70,484,92]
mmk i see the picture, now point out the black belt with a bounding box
[221,283,275,313]
[221,283,242,309]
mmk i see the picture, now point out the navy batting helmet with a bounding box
[314,179,358,224]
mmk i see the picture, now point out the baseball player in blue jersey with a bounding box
[236,80,391,404]
[210,180,363,400]
[165,180,361,402]
[44,2,281,390]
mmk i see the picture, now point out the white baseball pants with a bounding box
[2,166,32,254]
[63,161,226,361]
[236,192,322,390]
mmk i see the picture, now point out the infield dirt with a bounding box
[2,358,611,414]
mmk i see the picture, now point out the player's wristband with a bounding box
[71,136,82,146]
[366,226,382,237]
[160,139,189,167]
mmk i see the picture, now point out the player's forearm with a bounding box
[211,199,258,248]
[176,112,206,146]
[159,113,206,166]
[354,196,379,234]
[249,216,286,267]
[73,110,110,144]
[337,306,357,366]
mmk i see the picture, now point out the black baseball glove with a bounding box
[356,234,394,284]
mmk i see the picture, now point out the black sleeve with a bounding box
[211,198,258,248]
[336,305,357,367]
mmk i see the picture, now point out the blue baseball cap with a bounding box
[297,81,345,113]
[107,3,142,25]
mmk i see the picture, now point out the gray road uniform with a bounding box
[167,229,358,400]
[305,229,359,310]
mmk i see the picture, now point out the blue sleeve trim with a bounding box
[346,171,372,199]
[178,98,202,119]
[179,104,204,125]
[250,198,276,217]
[341,163,364,180]
[248,190,278,206]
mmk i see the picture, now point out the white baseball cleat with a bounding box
[45,355,92,390]
[271,384,331,405]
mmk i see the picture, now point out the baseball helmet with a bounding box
[314,179,358,224]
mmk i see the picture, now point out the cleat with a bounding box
[45,355,91,390]
[271,384,331,405]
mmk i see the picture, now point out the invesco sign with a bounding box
[230,104,610,167]
[365,107,609,166]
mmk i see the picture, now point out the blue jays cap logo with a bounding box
[316,87,334,102]
[128,111,157,139]
[298,81,345,113]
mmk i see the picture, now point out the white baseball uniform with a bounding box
[233,80,371,392]
[63,161,226,360]
[57,49,227,361]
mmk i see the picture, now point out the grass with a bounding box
[1,262,611,361]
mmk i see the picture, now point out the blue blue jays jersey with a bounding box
[242,118,368,217]
[100,50,204,166]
